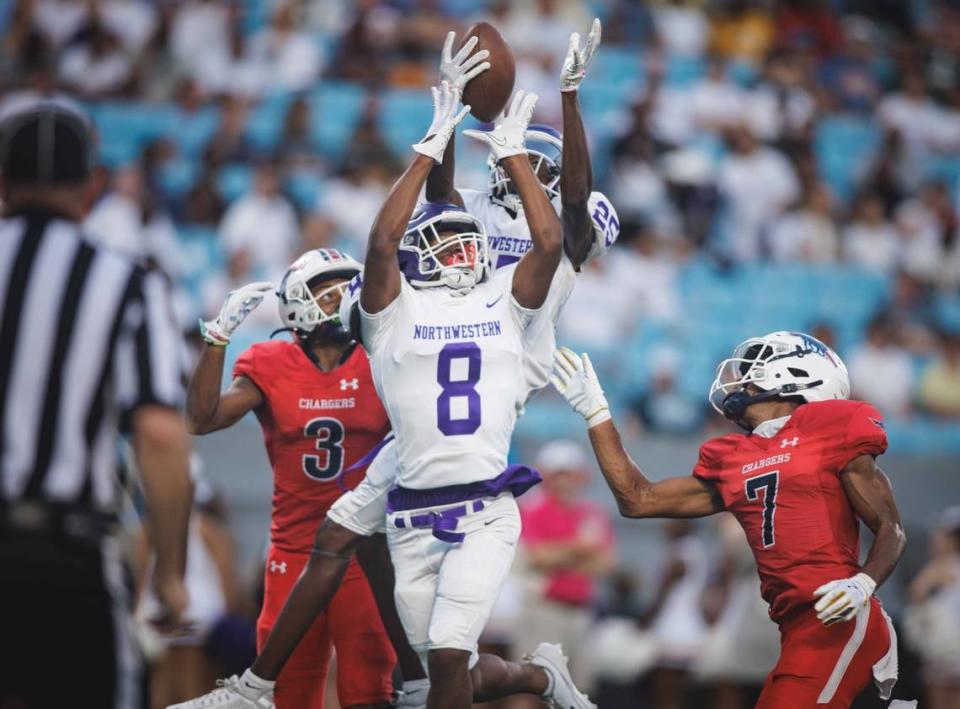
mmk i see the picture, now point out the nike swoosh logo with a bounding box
[489,135,507,147]
[484,518,496,526]
[486,294,503,308]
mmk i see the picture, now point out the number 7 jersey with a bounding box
[360,265,537,490]
[233,341,391,553]
[692,399,888,623]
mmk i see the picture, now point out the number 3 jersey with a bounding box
[692,399,888,623]
[360,265,539,490]
[233,341,391,553]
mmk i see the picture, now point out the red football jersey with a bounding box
[234,340,391,553]
[692,399,887,623]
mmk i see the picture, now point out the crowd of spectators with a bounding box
[2,0,960,437]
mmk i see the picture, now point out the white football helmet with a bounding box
[277,248,362,335]
[708,331,850,421]
[489,124,563,213]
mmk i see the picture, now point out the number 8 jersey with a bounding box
[233,341,391,553]
[360,264,538,490]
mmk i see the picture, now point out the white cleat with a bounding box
[528,642,597,709]
[166,672,275,708]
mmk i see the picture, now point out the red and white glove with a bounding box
[199,281,274,346]
[560,18,601,92]
[813,572,876,626]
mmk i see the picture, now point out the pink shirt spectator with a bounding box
[521,495,615,606]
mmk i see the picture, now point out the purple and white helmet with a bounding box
[489,124,563,213]
[277,248,362,334]
[399,202,488,292]
[709,331,850,420]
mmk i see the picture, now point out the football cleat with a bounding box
[528,642,597,709]
[165,672,274,709]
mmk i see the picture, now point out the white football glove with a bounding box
[199,281,274,346]
[813,572,876,626]
[560,18,601,92]
[550,346,611,427]
[440,31,491,93]
[463,89,538,161]
[413,80,471,163]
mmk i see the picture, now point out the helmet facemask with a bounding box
[399,208,489,293]
[276,249,361,340]
[488,127,563,213]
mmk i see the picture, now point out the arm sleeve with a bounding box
[843,402,889,461]
[113,270,185,427]
[582,191,620,266]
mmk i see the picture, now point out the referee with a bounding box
[0,102,193,708]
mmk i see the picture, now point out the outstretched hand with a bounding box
[560,18,601,92]
[463,89,538,161]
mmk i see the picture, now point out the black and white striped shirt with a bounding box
[0,209,183,515]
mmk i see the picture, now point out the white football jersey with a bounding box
[360,265,537,489]
[460,188,621,270]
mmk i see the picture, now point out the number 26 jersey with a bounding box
[360,265,537,491]
[692,399,888,623]
[233,341,390,553]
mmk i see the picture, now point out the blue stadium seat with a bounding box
[156,158,200,199]
[286,170,325,211]
[378,89,433,158]
[591,47,644,90]
[309,81,367,160]
[814,114,882,203]
[173,106,220,158]
[217,164,254,203]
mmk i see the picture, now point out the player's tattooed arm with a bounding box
[840,454,906,587]
[363,155,436,313]
[186,346,263,434]
[560,91,593,269]
[588,420,724,518]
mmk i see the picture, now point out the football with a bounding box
[458,22,516,123]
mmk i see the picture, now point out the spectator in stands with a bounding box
[517,440,616,692]
[707,0,774,67]
[609,224,681,322]
[817,16,884,113]
[170,0,231,85]
[904,506,960,709]
[201,248,279,331]
[773,0,842,58]
[895,182,957,285]
[717,123,800,262]
[650,0,707,58]
[218,160,299,280]
[878,72,945,190]
[843,193,900,273]
[247,1,322,93]
[810,322,840,352]
[331,0,399,85]
[918,332,960,419]
[768,182,839,263]
[688,56,747,135]
[885,271,938,354]
[558,257,638,350]
[204,95,254,167]
[645,519,709,709]
[317,159,390,254]
[610,131,675,231]
[848,314,915,417]
[746,48,816,149]
[277,96,326,170]
[58,9,134,97]
[181,168,226,226]
[196,14,261,99]
[84,163,184,277]
[632,352,707,436]
[604,0,658,49]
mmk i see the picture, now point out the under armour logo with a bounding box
[269,561,287,574]
[340,378,359,391]
[780,437,800,448]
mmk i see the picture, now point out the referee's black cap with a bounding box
[0,101,95,185]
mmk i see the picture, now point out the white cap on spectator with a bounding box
[535,439,589,473]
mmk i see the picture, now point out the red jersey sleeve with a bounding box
[692,439,723,482]
[843,401,888,460]
[233,343,270,396]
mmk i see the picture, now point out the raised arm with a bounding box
[362,81,469,314]
[552,347,724,518]
[425,31,489,206]
[812,454,906,626]
[559,19,601,268]
[188,282,272,433]
[466,90,562,309]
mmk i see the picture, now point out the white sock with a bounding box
[402,678,430,692]
[241,668,276,690]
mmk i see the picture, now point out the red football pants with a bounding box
[257,546,396,709]
[757,597,891,708]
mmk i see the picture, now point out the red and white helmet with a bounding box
[709,331,850,420]
[277,248,362,335]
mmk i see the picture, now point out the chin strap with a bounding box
[722,379,824,426]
